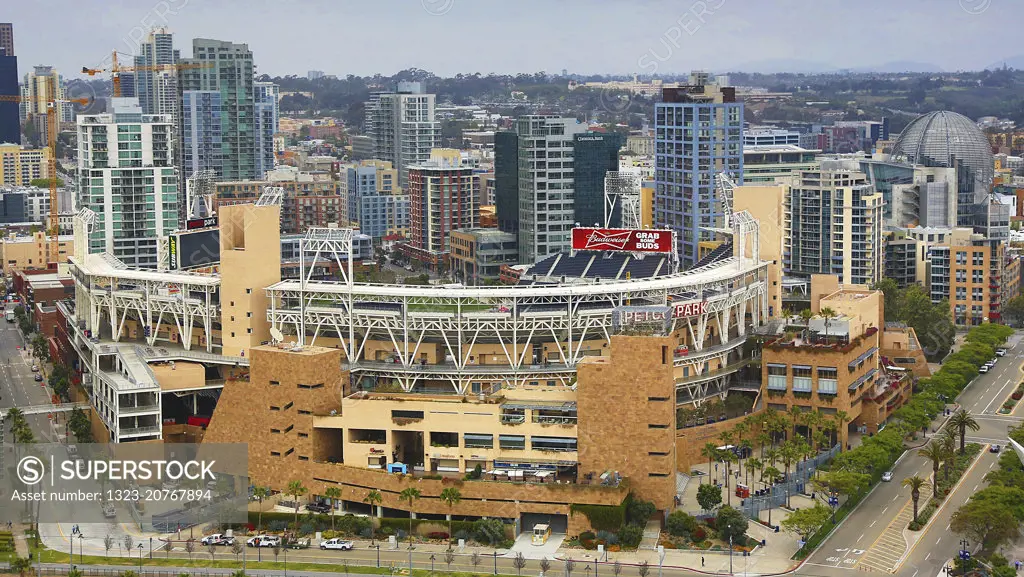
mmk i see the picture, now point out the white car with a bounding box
[102,503,116,518]
[997,348,1008,357]
[320,538,354,551]
[881,471,893,482]
[201,534,232,546]
[247,535,280,548]
[979,365,989,374]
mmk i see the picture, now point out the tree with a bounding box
[1003,294,1024,326]
[207,542,217,560]
[949,410,980,455]
[939,429,957,483]
[819,307,837,337]
[470,552,482,572]
[539,558,551,577]
[696,483,722,514]
[612,560,622,577]
[184,539,196,561]
[813,470,870,505]
[781,503,831,541]
[512,553,528,573]
[104,534,115,558]
[8,556,31,577]
[902,475,931,524]
[272,542,283,563]
[399,487,421,548]
[364,489,383,543]
[918,442,944,487]
[445,550,456,572]
[779,441,800,508]
[716,506,749,544]
[564,558,576,577]
[30,333,48,362]
[231,540,244,562]
[666,510,698,538]
[286,480,308,528]
[439,487,462,548]
[324,486,342,532]
[252,486,271,530]
[700,442,719,485]
[762,465,782,526]
[951,499,1020,551]
[638,560,650,577]
[123,535,134,556]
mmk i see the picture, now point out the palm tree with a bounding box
[762,465,782,526]
[819,307,837,338]
[939,430,957,483]
[949,410,979,454]
[439,487,462,549]
[918,442,943,488]
[803,411,823,447]
[779,442,799,508]
[788,406,803,441]
[902,475,930,524]
[719,430,736,492]
[700,443,719,485]
[756,432,772,459]
[286,480,307,529]
[252,486,271,531]
[364,490,383,544]
[747,457,763,492]
[398,487,421,549]
[324,487,342,532]
[833,410,851,450]
[764,447,780,469]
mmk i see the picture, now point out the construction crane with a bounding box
[82,51,214,98]
[0,92,91,263]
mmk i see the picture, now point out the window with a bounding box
[648,424,670,429]
[298,383,325,390]
[817,367,838,394]
[283,402,293,410]
[270,405,280,411]
[955,251,967,265]
[792,366,812,392]
[499,435,526,450]
[298,433,308,438]
[649,451,670,456]
[270,380,280,386]
[464,433,494,449]
[298,409,311,415]
[767,364,787,391]
[271,428,281,434]
[270,451,281,457]
[972,288,984,301]
[531,436,578,452]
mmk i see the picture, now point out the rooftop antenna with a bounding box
[270,327,284,344]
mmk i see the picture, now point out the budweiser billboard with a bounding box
[571,228,673,253]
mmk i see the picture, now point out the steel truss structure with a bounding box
[604,172,643,229]
[70,253,221,352]
[268,219,770,402]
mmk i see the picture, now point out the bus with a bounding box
[531,524,551,546]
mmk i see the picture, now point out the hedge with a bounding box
[570,499,627,533]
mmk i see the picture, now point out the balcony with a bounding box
[119,403,159,415]
[120,425,161,437]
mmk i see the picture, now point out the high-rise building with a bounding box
[254,81,279,179]
[365,81,441,188]
[743,127,800,147]
[76,98,178,268]
[341,160,406,237]
[180,90,223,176]
[516,115,586,264]
[493,130,519,235]
[133,28,179,118]
[179,39,255,180]
[784,166,883,286]
[0,144,50,185]
[573,131,625,228]
[0,47,18,145]
[743,145,820,185]
[0,23,13,57]
[404,149,478,267]
[20,66,71,142]
[926,228,1021,325]
[654,81,743,266]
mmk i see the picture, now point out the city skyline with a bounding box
[5,0,1021,79]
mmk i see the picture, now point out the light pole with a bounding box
[69,533,73,573]
[376,543,381,568]
[959,538,971,577]
[137,542,144,572]
[77,533,84,564]
[729,535,734,575]
[493,551,498,575]
[149,536,153,560]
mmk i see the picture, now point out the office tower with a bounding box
[133,27,179,117]
[365,81,441,188]
[0,24,12,57]
[76,98,178,268]
[254,81,279,179]
[405,150,478,267]
[341,160,406,237]
[0,39,17,145]
[179,39,255,180]
[784,166,883,286]
[654,81,743,267]
[493,130,519,235]
[119,73,136,98]
[20,66,70,142]
[515,115,586,264]
[180,91,223,177]
[573,131,626,228]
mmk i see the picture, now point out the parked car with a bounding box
[320,538,354,551]
[102,502,116,518]
[991,444,1001,454]
[979,365,990,374]
[30,365,38,372]
[201,534,231,546]
[247,535,279,548]
[33,374,42,382]
[881,471,894,482]
[997,348,1008,357]
[306,502,332,514]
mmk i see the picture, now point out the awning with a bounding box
[502,401,577,412]
[849,347,878,370]
[464,433,493,441]
[848,368,878,391]
[792,365,812,370]
[766,363,787,369]
[531,436,577,444]
[499,435,525,442]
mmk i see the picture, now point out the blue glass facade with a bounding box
[180,90,223,176]
[0,55,20,144]
[654,86,743,267]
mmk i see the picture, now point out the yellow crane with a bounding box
[82,51,214,97]
[0,91,90,264]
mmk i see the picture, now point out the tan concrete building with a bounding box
[0,145,50,186]
[0,232,73,275]
[219,203,281,358]
[735,184,786,317]
[928,228,1021,325]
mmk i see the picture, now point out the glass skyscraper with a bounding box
[654,83,743,267]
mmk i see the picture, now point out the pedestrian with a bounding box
[701,556,705,567]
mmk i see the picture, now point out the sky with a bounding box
[6,0,1018,79]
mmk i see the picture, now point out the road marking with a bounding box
[973,484,979,491]
[882,507,888,514]
[857,533,864,543]
[946,523,951,531]
[990,462,995,469]
[869,520,876,527]
[893,495,899,501]
[936,538,941,545]
[914,569,921,577]
[925,553,931,561]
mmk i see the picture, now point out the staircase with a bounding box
[639,519,662,550]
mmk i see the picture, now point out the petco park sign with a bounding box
[571,228,673,253]
[613,301,709,329]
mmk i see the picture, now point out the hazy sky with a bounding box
[7,0,1017,78]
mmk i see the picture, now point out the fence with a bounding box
[734,444,840,521]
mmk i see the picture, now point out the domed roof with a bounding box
[890,110,993,191]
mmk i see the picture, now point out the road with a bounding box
[0,304,61,443]
[806,332,1024,577]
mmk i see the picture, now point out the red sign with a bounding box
[571,228,673,253]
[186,217,217,230]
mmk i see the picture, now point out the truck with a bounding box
[4,310,13,323]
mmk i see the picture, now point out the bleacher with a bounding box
[519,251,671,284]
[692,242,733,269]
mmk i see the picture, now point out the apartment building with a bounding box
[743,145,819,185]
[403,150,478,267]
[928,228,1021,325]
[212,166,341,234]
[341,160,406,237]
[0,145,49,185]
[449,228,518,283]
[0,231,73,275]
[365,82,441,188]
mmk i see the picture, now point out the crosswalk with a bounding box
[855,484,932,573]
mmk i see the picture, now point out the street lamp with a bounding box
[729,535,734,575]
[959,538,971,577]
[77,533,84,564]
[493,550,498,575]
[376,543,381,568]
[136,542,144,572]
[69,533,73,573]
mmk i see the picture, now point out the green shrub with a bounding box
[617,524,644,549]
[627,497,657,526]
[666,510,698,537]
[569,498,627,532]
[579,531,596,541]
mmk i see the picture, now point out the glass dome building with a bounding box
[889,111,995,230]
